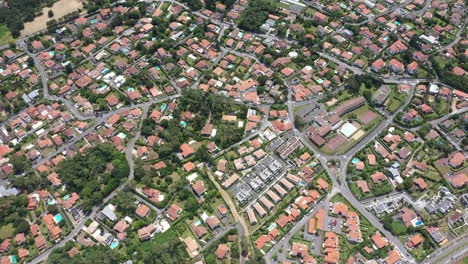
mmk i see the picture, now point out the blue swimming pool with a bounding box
[110,242,119,249]
[268,223,277,231]
[352,158,359,164]
[98,85,108,91]
[118,133,127,139]
[180,121,187,128]
[63,195,70,200]
[194,220,202,226]
[414,220,423,226]
[54,214,63,222]
[161,104,167,110]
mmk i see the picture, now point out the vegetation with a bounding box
[57,143,129,211]
[431,54,468,92]
[238,0,277,32]
[48,244,123,264]
[0,24,13,45]
[134,228,189,263]
[0,0,55,37]
[205,0,236,11]
[0,195,29,234]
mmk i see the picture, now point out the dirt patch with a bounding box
[20,0,84,37]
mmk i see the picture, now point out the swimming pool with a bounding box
[414,220,423,226]
[49,51,55,56]
[161,104,167,110]
[352,158,359,164]
[98,85,108,91]
[128,87,135,92]
[110,242,119,249]
[180,121,187,128]
[268,223,277,231]
[54,214,63,223]
[194,220,202,226]
[10,256,17,263]
[63,195,70,200]
[118,133,127,139]
[317,79,323,84]
[311,162,317,167]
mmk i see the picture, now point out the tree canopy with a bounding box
[238,0,277,32]
[57,143,129,211]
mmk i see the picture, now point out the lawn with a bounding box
[0,224,15,240]
[0,25,13,46]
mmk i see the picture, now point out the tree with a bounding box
[65,63,73,74]
[48,10,54,18]
[48,245,123,264]
[238,0,277,32]
[185,195,199,215]
[26,57,34,67]
[12,173,46,193]
[10,154,32,175]
[403,177,413,190]
[57,143,128,211]
[113,191,137,214]
[196,145,212,165]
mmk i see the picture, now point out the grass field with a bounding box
[0,224,15,240]
[20,0,84,37]
[0,25,13,46]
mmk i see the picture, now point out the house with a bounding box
[135,204,150,218]
[291,242,308,257]
[334,97,365,116]
[216,244,228,259]
[113,220,129,233]
[371,232,388,249]
[206,215,220,230]
[371,59,385,72]
[389,59,404,73]
[399,208,419,227]
[167,204,182,221]
[407,234,424,248]
[180,144,195,158]
[385,250,401,264]
[35,235,47,251]
[192,180,206,197]
[371,172,386,183]
[449,152,465,168]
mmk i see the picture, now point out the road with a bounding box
[206,170,249,264]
